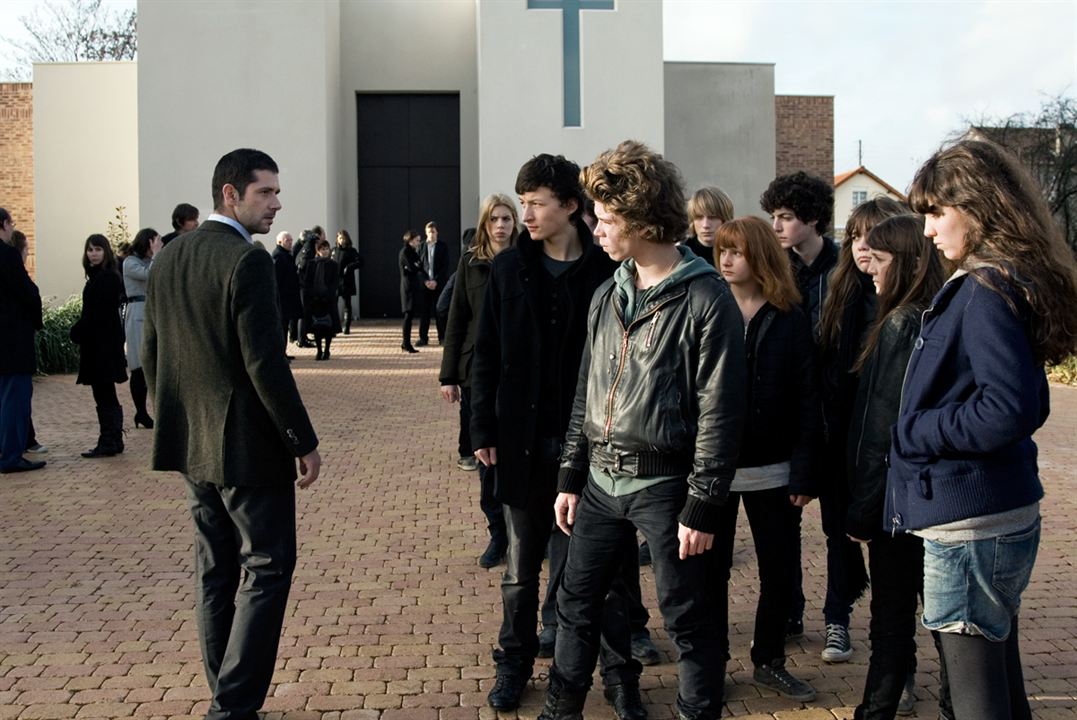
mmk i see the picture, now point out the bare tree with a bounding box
[961,94,1077,253]
[1,0,136,80]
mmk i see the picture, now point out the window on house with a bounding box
[851,190,868,207]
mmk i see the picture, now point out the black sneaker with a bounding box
[631,632,661,665]
[752,659,815,702]
[820,623,852,663]
[488,669,529,710]
[784,618,804,642]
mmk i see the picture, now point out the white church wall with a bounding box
[33,62,138,303]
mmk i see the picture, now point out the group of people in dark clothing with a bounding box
[429,138,1077,720]
[273,226,364,362]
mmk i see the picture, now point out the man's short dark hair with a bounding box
[211,148,279,211]
[515,153,583,223]
[0,207,10,226]
[759,171,833,235]
[171,203,199,230]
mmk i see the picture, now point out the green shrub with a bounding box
[1048,355,1077,386]
[36,296,82,375]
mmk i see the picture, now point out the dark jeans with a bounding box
[459,386,474,460]
[339,293,353,328]
[710,486,798,667]
[554,479,721,715]
[185,477,297,720]
[0,373,31,469]
[496,459,637,687]
[419,286,444,343]
[478,463,506,547]
[820,489,868,626]
[854,533,923,720]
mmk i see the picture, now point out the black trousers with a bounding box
[496,459,638,687]
[554,479,721,716]
[710,486,799,667]
[185,478,297,720]
[854,533,923,720]
[418,285,444,343]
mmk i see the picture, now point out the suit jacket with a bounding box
[143,220,318,486]
[420,239,450,287]
[0,241,42,376]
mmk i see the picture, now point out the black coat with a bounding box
[845,306,920,540]
[789,238,839,336]
[272,245,302,322]
[70,267,127,386]
[333,245,362,297]
[303,257,342,335]
[0,241,42,376]
[439,250,491,388]
[738,303,820,496]
[399,245,423,312]
[469,224,617,508]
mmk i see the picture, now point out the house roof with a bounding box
[833,165,905,200]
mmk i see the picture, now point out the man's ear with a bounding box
[564,197,579,216]
[222,183,239,208]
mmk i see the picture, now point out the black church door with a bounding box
[356,93,461,318]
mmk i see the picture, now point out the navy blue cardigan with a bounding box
[885,270,1047,533]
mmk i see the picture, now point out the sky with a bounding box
[2,0,1074,190]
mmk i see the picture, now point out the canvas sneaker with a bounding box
[821,623,853,663]
[752,659,816,702]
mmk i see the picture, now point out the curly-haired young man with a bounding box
[536,141,747,720]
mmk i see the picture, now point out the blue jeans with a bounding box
[554,479,722,717]
[922,518,1040,642]
[0,373,32,470]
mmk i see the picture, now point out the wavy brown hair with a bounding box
[580,140,688,245]
[818,196,908,353]
[854,214,945,371]
[715,216,801,312]
[471,194,519,262]
[909,139,1077,364]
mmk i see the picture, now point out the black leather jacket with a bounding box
[557,268,747,533]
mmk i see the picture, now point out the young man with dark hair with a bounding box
[537,141,746,720]
[759,171,848,658]
[418,220,450,346]
[161,202,200,246]
[144,148,320,720]
[470,153,646,717]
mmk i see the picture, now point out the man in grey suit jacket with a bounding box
[143,148,321,720]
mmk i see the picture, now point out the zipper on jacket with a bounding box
[644,311,661,349]
[602,295,680,444]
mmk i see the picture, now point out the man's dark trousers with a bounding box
[418,284,444,345]
[496,457,638,687]
[0,374,31,469]
[553,479,723,717]
[186,478,297,720]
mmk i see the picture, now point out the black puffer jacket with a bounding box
[845,305,920,540]
[557,259,747,533]
[738,303,820,496]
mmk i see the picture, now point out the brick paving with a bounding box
[2,320,1075,720]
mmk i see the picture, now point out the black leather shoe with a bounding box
[537,625,556,658]
[1,457,46,474]
[488,670,528,710]
[604,683,648,720]
[478,540,506,568]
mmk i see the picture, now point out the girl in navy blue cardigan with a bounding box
[893,140,1077,719]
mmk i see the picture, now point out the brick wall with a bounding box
[0,82,35,278]
[775,94,833,185]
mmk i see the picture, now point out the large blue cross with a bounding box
[527,0,615,127]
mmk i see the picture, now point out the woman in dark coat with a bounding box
[333,229,363,335]
[303,238,341,361]
[439,193,518,566]
[398,229,423,353]
[70,233,128,457]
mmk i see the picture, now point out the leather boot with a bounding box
[82,407,115,458]
[130,369,154,429]
[604,682,647,720]
[109,407,125,454]
[537,673,587,720]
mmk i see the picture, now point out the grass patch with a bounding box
[1047,355,1077,386]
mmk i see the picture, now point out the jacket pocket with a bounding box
[992,519,1040,603]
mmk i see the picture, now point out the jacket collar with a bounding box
[515,219,596,273]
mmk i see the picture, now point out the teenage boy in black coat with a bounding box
[470,154,643,718]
